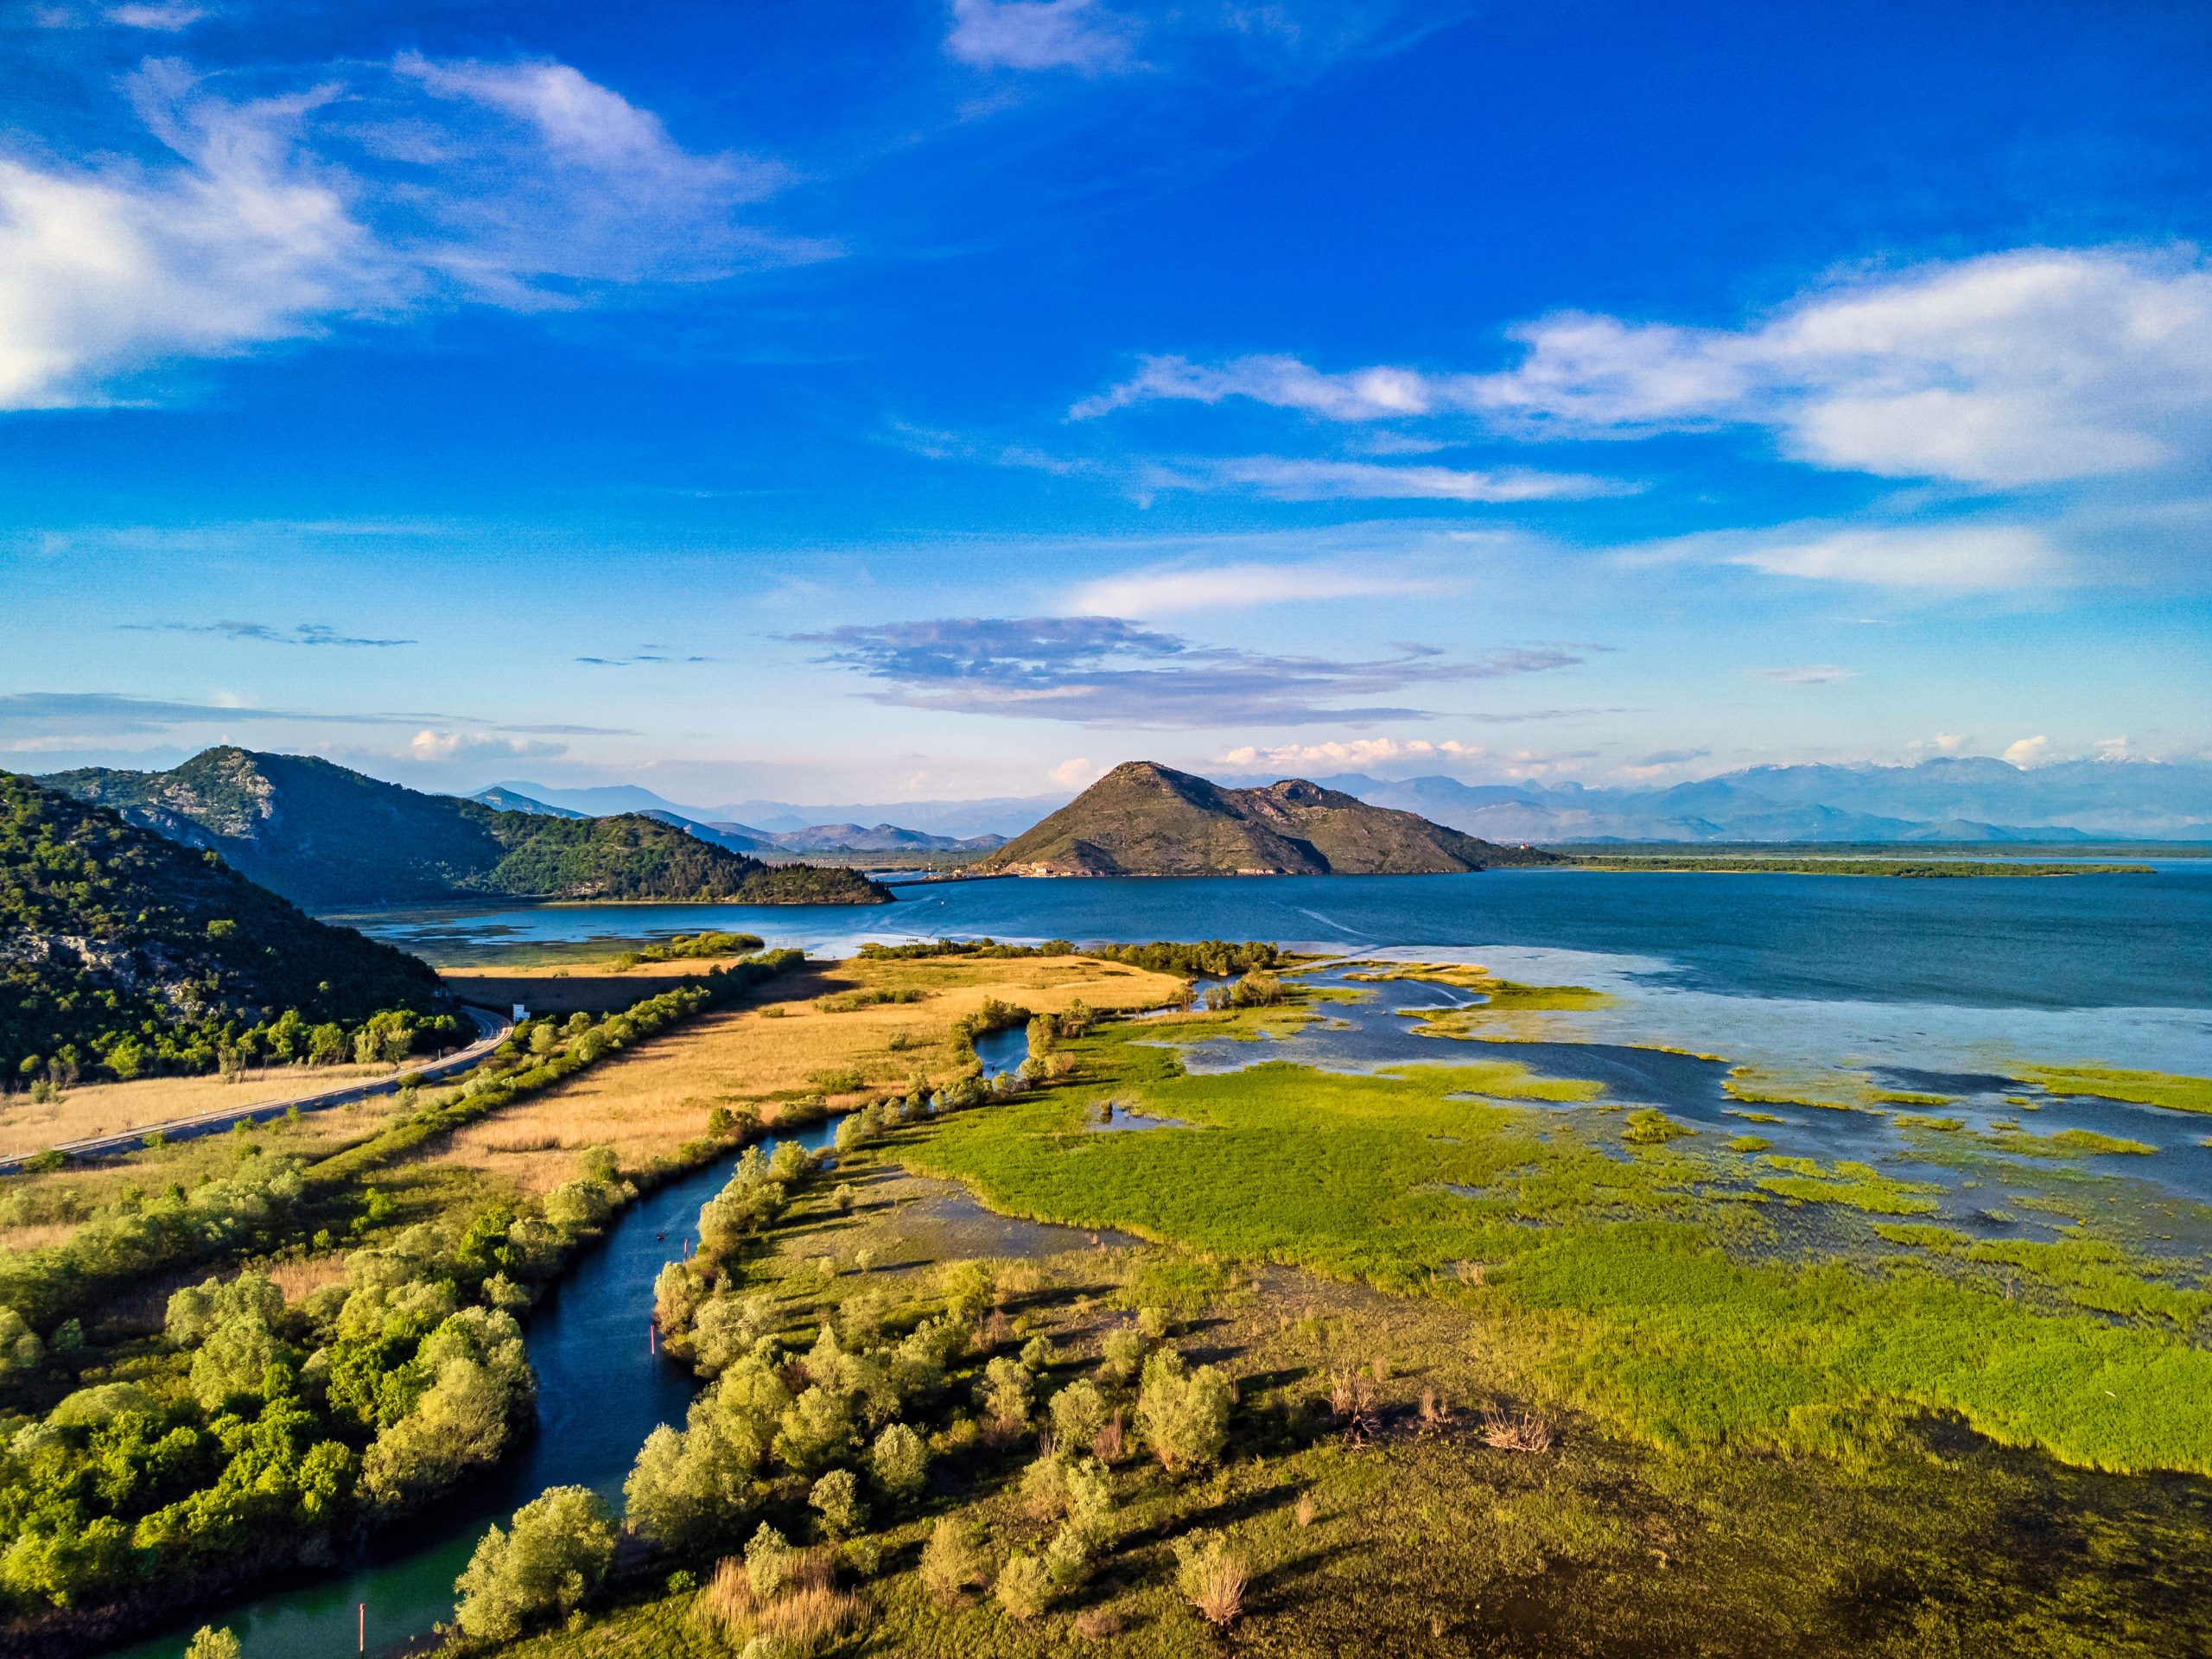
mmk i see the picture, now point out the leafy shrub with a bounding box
[453,1485,614,1642]
[808,1469,866,1540]
[995,1552,1053,1620]
[1138,1348,1232,1474]
[921,1516,985,1604]
[870,1421,929,1498]
[976,1357,1034,1428]
[1050,1379,1109,1452]
[1099,1326,1148,1384]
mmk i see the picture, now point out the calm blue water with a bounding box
[343,867,2212,1011]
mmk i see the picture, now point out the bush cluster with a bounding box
[0,1160,633,1620]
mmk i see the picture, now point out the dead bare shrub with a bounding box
[1074,1606,1124,1641]
[1479,1407,1556,1452]
[1328,1370,1380,1446]
[696,1548,866,1651]
[1294,1491,1317,1529]
[1419,1386,1451,1428]
[1090,1410,1124,1465]
[1173,1530,1247,1629]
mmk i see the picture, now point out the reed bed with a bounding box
[431,957,1182,1187]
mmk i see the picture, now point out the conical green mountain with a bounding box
[975,761,1560,876]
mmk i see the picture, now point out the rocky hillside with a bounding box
[973,761,1559,877]
[2,772,455,1081]
[41,748,891,910]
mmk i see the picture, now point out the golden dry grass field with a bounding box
[441,956,767,1014]
[0,1062,397,1159]
[424,955,1185,1192]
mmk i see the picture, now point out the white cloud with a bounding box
[2003,734,2053,767]
[1067,560,1442,616]
[1224,736,1486,769]
[1050,756,1103,787]
[1151,455,1630,504]
[1083,248,2212,486]
[408,729,565,762]
[1745,664,1855,684]
[0,67,389,410]
[946,0,1138,72]
[1666,523,2062,589]
[0,54,811,408]
[1074,354,1442,420]
[107,3,207,29]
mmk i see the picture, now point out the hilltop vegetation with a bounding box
[41,749,890,911]
[0,773,456,1086]
[976,762,1558,878]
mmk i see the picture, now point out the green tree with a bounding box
[453,1485,615,1642]
[184,1627,242,1659]
[870,1421,928,1499]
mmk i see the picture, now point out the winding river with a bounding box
[111,1119,838,1659]
[111,1026,1040,1658]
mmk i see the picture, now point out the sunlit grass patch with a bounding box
[1754,1155,1941,1215]
[2023,1065,2212,1116]
[902,1014,2212,1477]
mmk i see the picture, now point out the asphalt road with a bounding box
[0,1005,515,1175]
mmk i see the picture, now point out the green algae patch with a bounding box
[1349,960,1614,1017]
[1624,1107,1696,1145]
[903,1017,2212,1478]
[1982,1126,2158,1159]
[2024,1065,2212,1116]
[1728,1134,1772,1153]
[1754,1155,1942,1215]
[1724,1064,1894,1114]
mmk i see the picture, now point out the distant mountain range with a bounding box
[492,779,1051,841]
[491,756,2212,846]
[479,786,1007,855]
[40,749,890,910]
[1258,757,2212,843]
[974,761,1560,877]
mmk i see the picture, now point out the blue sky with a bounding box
[3,0,2208,805]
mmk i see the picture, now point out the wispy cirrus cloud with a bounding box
[0,53,818,410]
[1141,454,1631,504]
[118,620,416,646]
[575,652,716,666]
[1625,521,2063,589]
[788,614,1583,728]
[1745,664,1855,684]
[945,0,1140,73]
[0,690,633,744]
[1066,559,1446,616]
[1077,248,2212,487]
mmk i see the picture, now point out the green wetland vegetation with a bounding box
[9,946,2212,1658]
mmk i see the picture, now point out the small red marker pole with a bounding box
[649,1319,657,1357]
[359,1600,365,1652]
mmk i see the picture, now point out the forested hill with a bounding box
[975,761,1561,876]
[1,772,455,1082]
[40,748,891,910]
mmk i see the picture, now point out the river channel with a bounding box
[111,1120,837,1659]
